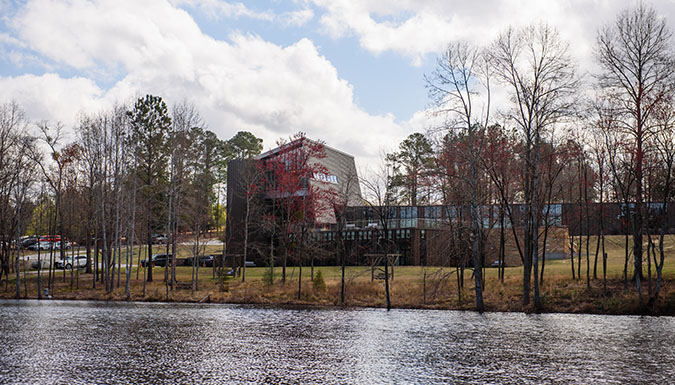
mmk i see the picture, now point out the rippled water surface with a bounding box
[0,300,673,384]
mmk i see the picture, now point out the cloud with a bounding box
[310,0,675,68]
[170,0,275,21]
[170,0,314,26]
[1,0,405,165]
[283,8,314,27]
[0,73,105,129]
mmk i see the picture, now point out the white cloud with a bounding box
[0,73,105,128]
[283,8,314,27]
[0,32,24,47]
[310,0,675,68]
[170,0,314,26]
[170,0,275,21]
[1,0,405,165]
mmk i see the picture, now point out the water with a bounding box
[0,300,673,384]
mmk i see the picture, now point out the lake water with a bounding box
[0,300,673,384]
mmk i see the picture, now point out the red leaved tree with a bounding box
[260,133,335,298]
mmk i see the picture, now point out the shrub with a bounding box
[313,270,326,292]
[262,267,274,286]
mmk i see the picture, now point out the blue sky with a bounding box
[1,0,674,167]
[184,2,435,119]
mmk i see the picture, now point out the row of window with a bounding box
[314,229,422,241]
[347,204,565,228]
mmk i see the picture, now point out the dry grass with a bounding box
[2,235,674,315]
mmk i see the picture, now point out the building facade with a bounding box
[226,137,674,268]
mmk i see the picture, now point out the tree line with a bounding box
[381,3,674,311]
[0,95,263,299]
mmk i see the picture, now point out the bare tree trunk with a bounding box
[569,231,575,280]
[383,251,390,311]
[584,165,590,290]
[297,261,302,300]
[540,223,549,285]
[37,187,44,299]
[577,175,582,281]
[470,127,484,312]
[647,233,653,296]
[195,229,200,292]
[499,207,505,282]
[126,152,137,300]
[531,143,541,310]
[136,244,141,281]
[93,213,98,289]
[282,248,288,284]
[14,198,24,299]
[340,232,346,304]
[242,196,249,282]
[101,128,110,294]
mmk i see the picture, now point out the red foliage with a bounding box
[259,132,337,231]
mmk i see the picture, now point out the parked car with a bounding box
[184,255,214,267]
[152,234,168,244]
[245,261,256,267]
[490,260,504,268]
[141,253,173,267]
[55,255,88,269]
[28,241,53,251]
[53,241,72,250]
[21,237,39,249]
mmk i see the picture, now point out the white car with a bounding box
[28,241,52,251]
[53,241,72,250]
[55,255,88,269]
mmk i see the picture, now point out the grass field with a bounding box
[2,235,674,315]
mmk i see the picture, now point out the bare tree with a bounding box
[361,162,398,311]
[596,3,675,298]
[491,24,579,309]
[0,102,35,296]
[649,102,675,306]
[426,41,491,311]
[333,170,359,304]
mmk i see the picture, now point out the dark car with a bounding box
[184,255,214,267]
[141,253,173,267]
[21,237,39,249]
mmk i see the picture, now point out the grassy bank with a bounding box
[2,235,674,315]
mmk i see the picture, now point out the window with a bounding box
[425,206,440,219]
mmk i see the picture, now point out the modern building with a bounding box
[225,137,362,266]
[226,137,670,268]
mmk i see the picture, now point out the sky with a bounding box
[1,0,675,169]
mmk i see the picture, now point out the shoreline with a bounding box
[2,287,673,316]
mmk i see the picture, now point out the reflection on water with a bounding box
[0,300,673,384]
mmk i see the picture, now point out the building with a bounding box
[227,137,669,268]
[225,136,361,266]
